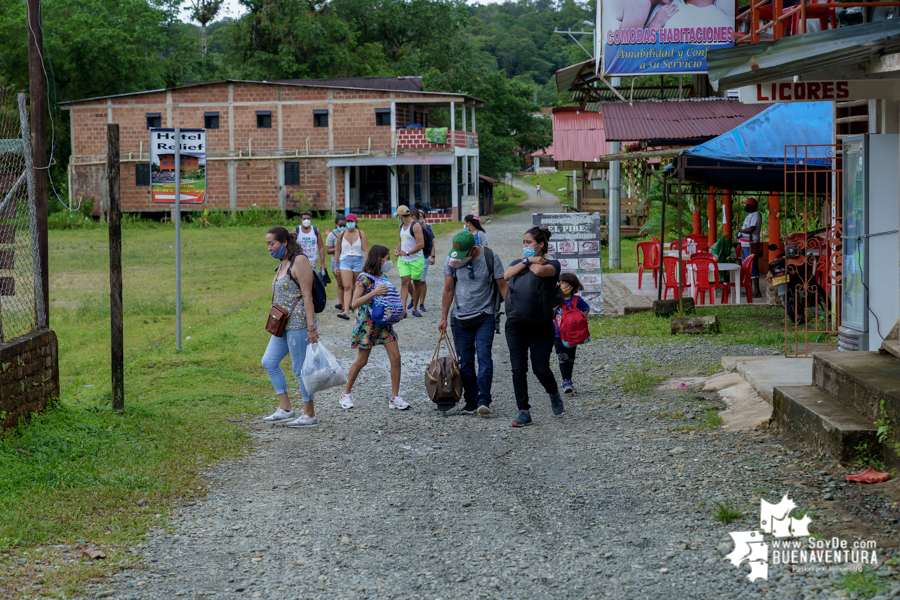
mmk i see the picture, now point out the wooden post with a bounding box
[107,125,124,411]
[26,0,49,327]
[723,189,733,241]
[707,186,717,247]
[768,192,782,261]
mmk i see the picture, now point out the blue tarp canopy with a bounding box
[675,101,833,192]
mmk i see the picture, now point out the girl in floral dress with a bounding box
[339,245,410,411]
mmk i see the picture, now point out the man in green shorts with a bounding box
[394,205,425,318]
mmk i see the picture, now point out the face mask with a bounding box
[381,260,394,274]
[302,219,312,228]
[347,222,356,229]
[448,255,472,268]
[523,246,537,258]
[560,283,572,295]
[336,225,346,232]
[270,245,287,260]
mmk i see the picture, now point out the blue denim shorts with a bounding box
[339,255,364,272]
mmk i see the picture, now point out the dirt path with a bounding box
[85,193,900,600]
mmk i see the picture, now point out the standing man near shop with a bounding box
[737,197,763,298]
[439,231,507,416]
[394,205,425,318]
[324,214,347,312]
[295,210,326,277]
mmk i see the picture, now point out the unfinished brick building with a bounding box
[63,77,483,221]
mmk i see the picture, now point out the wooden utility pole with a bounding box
[107,125,124,410]
[26,0,50,327]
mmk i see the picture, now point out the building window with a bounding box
[256,110,272,128]
[285,162,300,186]
[136,164,151,186]
[375,109,391,127]
[146,113,161,129]
[313,109,328,128]
[204,112,219,129]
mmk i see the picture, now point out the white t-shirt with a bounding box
[399,221,424,263]
[738,212,762,246]
[295,226,319,268]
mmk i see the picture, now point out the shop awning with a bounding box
[326,155,456,168]
[600,100,768,142]
[708,20,900,91]
[675,101,833,191]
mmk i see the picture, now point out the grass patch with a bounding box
[612,361,667,395]
[516,172,574,205]
[712,500,743,524]
[1,213,464,597]
[835,568,887,599]
[590,304,785,348]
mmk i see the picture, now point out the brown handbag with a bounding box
[425,331,463,411]
[266,274,301,337]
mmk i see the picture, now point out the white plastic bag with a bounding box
[300,342,347,395]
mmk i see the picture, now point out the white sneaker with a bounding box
[264,408,295,423]
[339,393,355,409]
[286,414,319,427]
[389,396,410,410]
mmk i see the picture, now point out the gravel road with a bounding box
[81,187,899,600]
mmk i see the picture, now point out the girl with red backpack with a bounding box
[554,273,591,394]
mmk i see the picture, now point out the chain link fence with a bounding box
[0,87,45,342]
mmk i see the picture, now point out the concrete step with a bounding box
[881,339,900,361]
[772,385,880,462]
[812,351,900,423]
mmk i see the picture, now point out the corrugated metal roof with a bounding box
[554,60,594,94]
[272,77,423,92]
[550,107,610,162]
[578,85,691,105]
[531,145,555,157]
[708,20,900,91]
[599,99,769,142]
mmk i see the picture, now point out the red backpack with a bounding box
[556,299,590,347]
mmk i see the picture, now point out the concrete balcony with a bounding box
[396,128,478,151]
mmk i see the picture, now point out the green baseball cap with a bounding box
[448,231,476,259]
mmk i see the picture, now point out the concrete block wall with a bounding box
[65,82,477,212]
[0,329,60,429]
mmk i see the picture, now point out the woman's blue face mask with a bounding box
[523,246,537,258]
[270,245,287,260]
[336,225,346,232]
[347,222,356,229]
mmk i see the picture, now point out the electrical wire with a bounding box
[27,0,80,211]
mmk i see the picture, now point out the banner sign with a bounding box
[424,127,448,144]
[533,212,604,316]
[737,80,900,104]
[150,128,206,204]
[601,0,735,76]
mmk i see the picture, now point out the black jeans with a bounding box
[553,337,578,381]
[505,321,559,412]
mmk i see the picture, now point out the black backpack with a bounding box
[506,261,562,325]
[284,255,327,314]
[399,221,432,256]
[450,246,503,333]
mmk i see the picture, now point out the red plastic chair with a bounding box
[636,241,660,290]
[661,256,685,300]
[740,253,755,304]
[692,252,716,262]
[691,258,728,305]
[686,234,709,251]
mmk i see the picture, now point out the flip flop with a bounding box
[337,313,350,320]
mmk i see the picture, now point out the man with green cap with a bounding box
[439,230,508,415]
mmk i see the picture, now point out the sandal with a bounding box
[337,313,350,320]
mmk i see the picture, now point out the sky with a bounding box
[179,0,510,23]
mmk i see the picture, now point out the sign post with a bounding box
[174,128,182,352]
[149,128,206,351]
